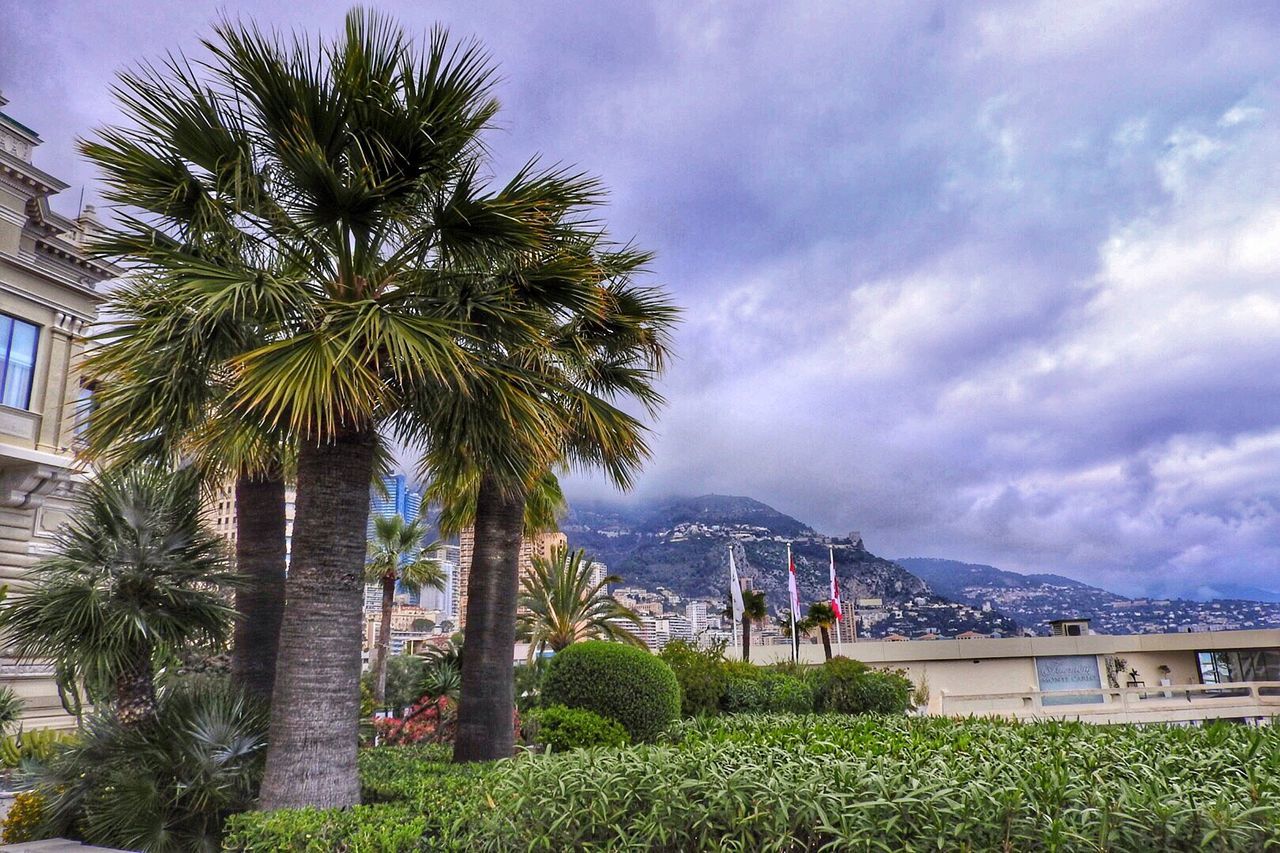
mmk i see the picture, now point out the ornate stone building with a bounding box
[0,94,117,728]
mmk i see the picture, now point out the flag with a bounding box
[728,546,745,625]
[829,546,843,620]
[787,544,801,618]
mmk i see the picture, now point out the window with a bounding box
[0,314,39,410]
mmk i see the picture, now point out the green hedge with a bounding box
[541,641,680,742]
[449,715,1280,851]
[227,745,495,852]
[222,804,425,852]
[524,705,630,752]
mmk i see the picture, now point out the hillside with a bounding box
[563,495,1018,637]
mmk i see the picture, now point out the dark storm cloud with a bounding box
[4,1,1280,597]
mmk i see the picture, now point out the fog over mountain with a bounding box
[7,2,1280,598]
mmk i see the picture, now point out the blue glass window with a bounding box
[0,314,39,410]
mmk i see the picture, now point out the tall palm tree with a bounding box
[83,277,289,706]
[738,589,767,663]
[0,466,236,727]
[518,546,643,656]
[412,234,677,763]
[80,13,582,807]
[365,514,445,705]
[807,601,837,660]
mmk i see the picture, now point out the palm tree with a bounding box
[518,546,643,656]
[412,236,677,763]
[366,514,446,705]
[80,13,581,807]
[739,590,767,663]
[807,601,837,660]
[0,466,236,727]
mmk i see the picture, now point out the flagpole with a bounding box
[830,545,843,656]
[787,542,797,663]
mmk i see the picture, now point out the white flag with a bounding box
[728,546,745,625]
[787,543,801,617]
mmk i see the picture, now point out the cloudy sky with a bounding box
[4,2,1280,598]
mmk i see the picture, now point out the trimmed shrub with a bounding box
[814,656,911,715]
[358,744,452,803]
[542,641,680,742]
[524,705,630,752]
[658,640,727,717]
[761,673,814,714]
[721,675,768,713]
[222,804,425,852]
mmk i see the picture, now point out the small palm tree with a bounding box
[736,589,768,663]
[366,514,445,705]
[807,601,837,660]
[518,546,643,657]
[0,466,236,727]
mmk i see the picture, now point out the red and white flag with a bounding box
[829,546,843,620]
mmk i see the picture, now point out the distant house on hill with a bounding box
[884,633,909,642]
[956,630,988,640]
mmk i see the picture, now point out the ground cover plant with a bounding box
[227,715,1280,851]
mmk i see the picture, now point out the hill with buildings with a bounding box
[563,495,1018,638]
[897,557,1280,635]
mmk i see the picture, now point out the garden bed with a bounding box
[224,714,1280,851]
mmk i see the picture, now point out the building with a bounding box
[206,481,297,565]
[454,527,566,626]
[739,627,1280,725]
[0,94,118,729]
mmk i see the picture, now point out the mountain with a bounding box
[896,557,1280,634]
[563,495,1018,637]
[898,558,1106,602]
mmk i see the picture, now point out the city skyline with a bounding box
[5,2,1280,598]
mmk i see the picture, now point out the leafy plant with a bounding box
[223,803,425,853]
[33,677,266,852]
[517,546,643,656]
[659,639,728,717]
[541,641,680,743]
[813,656,911,715]
[523,705,630,752]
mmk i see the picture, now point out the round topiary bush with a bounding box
[542,641,680,742]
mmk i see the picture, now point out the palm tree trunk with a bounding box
[259,429,375,810]
[231,468,287,704]
[115,644,156,727]
[741,616,751,663]
[820,625,832,660]
[373,573,396,706]
[453,471,525,763]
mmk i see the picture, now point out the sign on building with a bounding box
[1035,655,1103,705]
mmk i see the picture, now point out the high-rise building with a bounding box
[0,94,119,729]
[455,527,566,627]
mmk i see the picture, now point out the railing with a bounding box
[939,681,1280,722]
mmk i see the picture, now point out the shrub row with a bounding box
[661,642,912,717]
